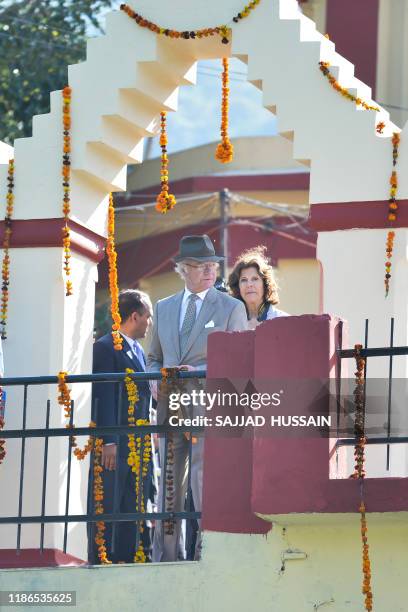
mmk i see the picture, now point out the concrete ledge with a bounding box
[256,510,408,526]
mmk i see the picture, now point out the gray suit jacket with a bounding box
[147,286,248,371]
[147,286,248,422]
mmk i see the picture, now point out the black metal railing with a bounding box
[0,369,206,561]
[335,318,408,470]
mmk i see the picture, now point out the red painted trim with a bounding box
[116,173,310,206]
[326,0,379,96]
[0,548,86,569]
[254,476,408,515]
[309,200,408,231]
[0,218,106,263]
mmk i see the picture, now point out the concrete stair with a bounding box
[232,0,400,202]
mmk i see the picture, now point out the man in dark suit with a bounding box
[88,289,153,564]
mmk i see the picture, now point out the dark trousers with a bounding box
[185,491,198,561]
[87,458,152,564]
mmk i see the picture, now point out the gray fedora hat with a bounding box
[173,234,225,263]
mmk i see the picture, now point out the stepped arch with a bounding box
[1,0,407,557]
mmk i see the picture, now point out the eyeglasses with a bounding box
[184,262,218,271]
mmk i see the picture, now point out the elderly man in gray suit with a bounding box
[147,234,248,562]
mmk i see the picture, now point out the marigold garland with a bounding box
[57,372,110,563]
[215,58,234,164]
[351,345,366,480]
[0,388,5,464]
[376,121,385,134]
[56,369,152,564]
[351,344,373,612]
[57,371,96,460]
[384,132,400,297]
[120,1,260,44]
[319,60,402,300]
[62,86,73,297]
[125,368,151,563]
[156,112,177,214]
[57,371,72,421]
[319,62,380,112]
[163,430,175,536]
[160,367,184,535]
[0,158,14,340]
[106,194,122,350]
[93,436,112,564]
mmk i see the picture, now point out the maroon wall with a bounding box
[202,330,271,534]
[326,0,379,96]
[309,201,408,231]
[202,315,408,534]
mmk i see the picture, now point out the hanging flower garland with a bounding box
[318,62,380,112]
[122,5,258,210]
[156,112,177,214]
[57,371,96,460]
[0,416,5,465]
[62,86,73,297]
[160,367,184,536]
[351,344,373,612]
[319,60,403,298]
[93,436,112,565]
[106,194,123,350]
[57,372,110,563]
[57,371,73,421]
[120,3,264,179]
[125,368,152,563]
[351,344,366,480]
[0,388,5,465]
[56,369,152,564]
[215,58,234,164]
[359,500,372,611]
[384,132,400,297]
[120,1,261,44]
[376,121,385,135]
[0,158,15,340]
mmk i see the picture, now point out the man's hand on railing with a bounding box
[101,443,117,471]
[178,365,196,372]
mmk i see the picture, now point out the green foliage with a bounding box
[94,298,112,340]
[0,0,115,143]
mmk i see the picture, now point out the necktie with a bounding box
[180,294,198,355]
[133,341,145,370]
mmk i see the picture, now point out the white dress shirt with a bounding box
[266,305,289,319]
[179,287,210,330]
[120,332,145,366]
[120,331,135,351]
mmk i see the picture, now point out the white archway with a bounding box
[0,0,407,557]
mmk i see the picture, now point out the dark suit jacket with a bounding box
[92,333,151,456]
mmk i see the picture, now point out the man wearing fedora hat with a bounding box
[147,234,248,562]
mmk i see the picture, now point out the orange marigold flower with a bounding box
[392,132,400,146]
